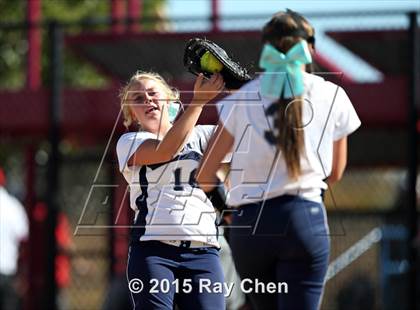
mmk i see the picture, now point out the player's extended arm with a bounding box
[128,74,224,166]
[196,122,234,192]
[329,136,347,184]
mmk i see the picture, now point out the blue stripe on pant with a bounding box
[229,195,330,310]
[127,241,225,310]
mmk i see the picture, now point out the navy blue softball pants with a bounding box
[127,241,225,310]
[229,195,330,310]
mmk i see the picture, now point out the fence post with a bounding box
[211,0,220,32]
[46,20,62,310]
[26,0,41,90]
[407,11,419,310]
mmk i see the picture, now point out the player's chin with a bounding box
[144,110,160,119]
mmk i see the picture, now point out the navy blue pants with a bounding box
[127,241,225,310]
[229,195,330,310]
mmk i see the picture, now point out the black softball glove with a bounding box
[183,38,252,89]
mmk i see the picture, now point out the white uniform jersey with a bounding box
[117,125,219,247]
[0,187,28,275]
[218,72,361,206]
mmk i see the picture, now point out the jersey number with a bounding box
[173,168,197,191]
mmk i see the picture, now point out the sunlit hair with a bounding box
[119,71,180,129]
[262,10,314,179]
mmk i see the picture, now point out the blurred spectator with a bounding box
[0,167,29,310]
[216,167,249,310]
[32,202,74,310]
[218,230,247,310]
[56,212,74,310]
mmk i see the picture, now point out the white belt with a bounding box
[160,240,214,249]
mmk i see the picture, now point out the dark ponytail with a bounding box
[262,11,314,179]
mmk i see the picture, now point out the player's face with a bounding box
[127,78,170,131]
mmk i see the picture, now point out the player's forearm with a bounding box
[196,124,233,192]
[329,137,348,184]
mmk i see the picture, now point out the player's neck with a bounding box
[143,123,171,139]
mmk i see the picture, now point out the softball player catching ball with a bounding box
[196,10,361,310]
[117,71,226,309]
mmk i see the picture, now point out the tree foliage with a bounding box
[0,0,166,89]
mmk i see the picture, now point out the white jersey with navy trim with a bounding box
[116,125,219,247]
[217,72,361,206]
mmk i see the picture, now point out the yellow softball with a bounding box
[200,51,224,73]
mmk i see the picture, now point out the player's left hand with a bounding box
[192,73,225,104]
